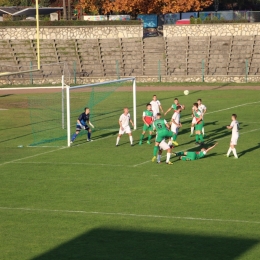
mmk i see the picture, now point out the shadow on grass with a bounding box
[238,143,260,158]
[32,227,259,260]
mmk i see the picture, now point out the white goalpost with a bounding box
[66,77,137,147]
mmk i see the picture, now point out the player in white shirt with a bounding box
[190,99,207,137]
[226,114,239,158]
[170,105,182,146]
[116,107,134,146]
[157,139,173,164]
[150,95,164,119]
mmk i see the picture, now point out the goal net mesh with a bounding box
[28,78,135,147]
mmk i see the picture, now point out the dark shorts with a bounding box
[76,124,89,131]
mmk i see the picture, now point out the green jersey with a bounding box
[196,151,206,159]
[171,103,179,110]
[143,110,153,125]
[153,119,168,132]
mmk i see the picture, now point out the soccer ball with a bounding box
[184,90,189,95]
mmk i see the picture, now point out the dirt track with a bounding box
[0,85,260,95]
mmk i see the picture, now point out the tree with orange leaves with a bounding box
[79,0,213,15]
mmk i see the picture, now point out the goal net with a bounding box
[29,77,136,147]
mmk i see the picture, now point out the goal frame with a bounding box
[66,77,137,147]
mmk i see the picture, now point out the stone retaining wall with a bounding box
[164,23,260,37]
[0,75,259,85]
[0,25,143,39]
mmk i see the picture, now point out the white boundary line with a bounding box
[182,100,260,120]
[133,127,260,167]
[0,134,116,167]
[0,86,62,90]
[11,162,132,167]
[0,206,259,225]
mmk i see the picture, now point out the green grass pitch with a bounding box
[1,87,260,259]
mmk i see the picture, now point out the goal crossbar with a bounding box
[66,77,136,147]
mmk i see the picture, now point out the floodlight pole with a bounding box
[133,78,137,130]
[66,84,71,147]
[36,0,40,70]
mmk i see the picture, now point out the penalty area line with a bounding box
[11,162,132,167]
[0,206,259,225]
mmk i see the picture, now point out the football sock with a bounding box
[88,132,91,140]
[191,126,194,134]
[71,133,77,141]
[195,134,199,142]
[153,146,159,156]
[173,133,177,141]
[166,152,171,163]
[227,147,232,156]
[140,134,144,141]
[175,152,184,156]
[199,134,204,142]
[202,127,205,135]
[129,136,133,144]
[116,137,120,145]
[148,135,152,141]
[232,148,238,158]
[157,154,161,162]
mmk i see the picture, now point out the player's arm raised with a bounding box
[205,143,218,153]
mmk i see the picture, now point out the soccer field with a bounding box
[1,87,260,259]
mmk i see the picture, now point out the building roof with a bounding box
[0,7,63,16]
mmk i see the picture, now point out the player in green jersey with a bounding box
[164,98,185,117]
[174,143,218,161]
[139,103,154,145]
[152,113,174,164]
[193,102,204,145]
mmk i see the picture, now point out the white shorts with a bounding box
[159,140,170,150]
[192,117,197,124]
[171,124,179,134]
[231,134,239,145]
[119,125,131,135]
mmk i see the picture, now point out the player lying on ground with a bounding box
[157,139,173,164]
[170,105,182,146]
[71,107,94,143]
[116,107,134,146]
[152,113,174,164]
[174,143,218,161]
[139,103,154,145]
[226,114,239,159]
[190,99,207,137]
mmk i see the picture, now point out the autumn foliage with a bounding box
[76,0,213,15]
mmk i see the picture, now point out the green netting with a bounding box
[28,80,133,147]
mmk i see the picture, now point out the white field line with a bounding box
[0,86,62,90]
[182,100,260,120]
[0,134,116,167]
[0,146,67,167]
[12,162,132,167]
[133,127,260,167]
[0,206,259,225]
[0,108,8,110]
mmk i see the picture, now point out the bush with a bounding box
[0,20,142,27]
[203,19,249,24]
[190,17,196,24]
[197,17,202,24]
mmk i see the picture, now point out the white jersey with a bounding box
[172,112,180,125]
[119,113,131,128]
[150,100,161,115]
[230,120,239,136]
[198,104,207,118]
